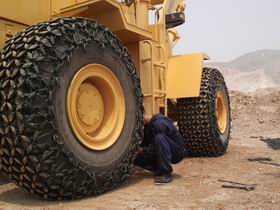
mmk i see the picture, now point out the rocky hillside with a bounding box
[207,49,280,92]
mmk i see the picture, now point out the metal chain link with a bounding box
[0,17,144,200]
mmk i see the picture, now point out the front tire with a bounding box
[177,68,231,157]
[0,17,143,200]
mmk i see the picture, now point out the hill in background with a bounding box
[207,49,280,92]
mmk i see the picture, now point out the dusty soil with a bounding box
[0,89,279,210]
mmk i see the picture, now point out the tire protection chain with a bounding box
[177,68,231,157]
[0,17,144,200]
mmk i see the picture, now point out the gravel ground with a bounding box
[0,89,279,210]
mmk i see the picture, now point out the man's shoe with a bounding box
[154,173,173,185]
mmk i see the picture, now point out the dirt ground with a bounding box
[0,89,279,210]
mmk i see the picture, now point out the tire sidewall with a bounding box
[177,68,231,156]
[54,43,138,171]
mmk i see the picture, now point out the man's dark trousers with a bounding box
[135,115,186,175]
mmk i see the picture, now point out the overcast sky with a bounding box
[173,0,280,62]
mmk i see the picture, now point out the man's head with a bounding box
[144,114,153,125]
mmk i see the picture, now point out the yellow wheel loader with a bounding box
[0,0,231,199]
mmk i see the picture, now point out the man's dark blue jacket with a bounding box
[141,114,185,155]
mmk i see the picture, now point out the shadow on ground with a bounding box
[0,166,182,207]
[0,173,10,186]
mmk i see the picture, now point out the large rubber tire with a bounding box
[177,68,231,157]
[0,17,143,200]
[167,99,178,122]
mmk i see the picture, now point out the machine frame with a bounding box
[0,0,206,115]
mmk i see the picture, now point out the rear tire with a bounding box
[0,17,143,200]
[177,68,231,157]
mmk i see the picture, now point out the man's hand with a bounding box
[138,147,144,155]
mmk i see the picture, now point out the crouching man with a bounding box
[135,114,186,184]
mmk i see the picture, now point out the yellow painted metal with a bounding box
[0,0,51,48]
[76,84,104,131]
[139,39,168,115]
[216,91,228,134]
[0,18,27,48]
[51,0,152,44]
[0,0,51,26]
[149,0,164,5]
[67,64,125,151]
[166,53,207,99]
[0,0,210,116]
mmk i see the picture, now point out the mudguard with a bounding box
[166,53,209,99]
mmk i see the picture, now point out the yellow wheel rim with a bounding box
[215,91,228,134]
[67,64,125,151]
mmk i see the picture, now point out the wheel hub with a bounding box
[77,84,104,130]
[216,91,228,134]
[67,64,125,151]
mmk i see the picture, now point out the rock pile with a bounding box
[230,88,280,134]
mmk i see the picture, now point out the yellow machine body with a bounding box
[0,0,207,115]
[167,53,209,98]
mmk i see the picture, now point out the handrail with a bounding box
[154,7,164,24]
[142,40,155,113]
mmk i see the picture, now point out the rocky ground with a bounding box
[0,88,279,210]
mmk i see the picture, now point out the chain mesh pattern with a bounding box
[0,17,144,200]
[177,68,231,157]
